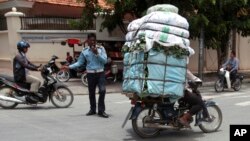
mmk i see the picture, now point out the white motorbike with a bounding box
[214,68,243,92]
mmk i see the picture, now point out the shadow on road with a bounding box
[0,106,74,110]
[123,128,206,141]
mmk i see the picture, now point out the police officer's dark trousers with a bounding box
[87,72,106,113]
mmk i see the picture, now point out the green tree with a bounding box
[77,0,250,69]
[70,0,102,30]
[186,0,250,69]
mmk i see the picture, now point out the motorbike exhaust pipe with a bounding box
[144,123,180,130]
[0,95,24,103]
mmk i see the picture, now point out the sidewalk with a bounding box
[1,67,249,95]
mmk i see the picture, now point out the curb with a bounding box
[71,79,250,95]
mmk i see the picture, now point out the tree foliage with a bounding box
[180,0,250,68]
[70,0,102,30]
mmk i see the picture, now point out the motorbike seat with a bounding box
[16,82,31,90]
[0,74,15,82]
[0,74,31,90]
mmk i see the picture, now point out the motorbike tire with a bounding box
[199,105,223,133]
[0,86,18,109]
[51,86,74,108]
[131,108,162,138]
[56,70,70,82]
[81,72,88,87]
[214,79,224,92]
[233,78,241,91]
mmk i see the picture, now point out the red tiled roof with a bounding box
[26,0,112,8]
[98,0,113,9]
[29,0,83,7]
[0,0,112,8]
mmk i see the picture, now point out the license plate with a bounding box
[126,93,134,98]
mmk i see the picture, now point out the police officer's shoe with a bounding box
[98,112,109,118]
[86,110,96,116]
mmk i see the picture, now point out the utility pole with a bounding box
[198,26,205,80]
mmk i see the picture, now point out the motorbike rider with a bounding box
[179,70,209,128]
[66,52,73,64]
[222,51,239,83]
[13,40,43,100]
[66,52,77,77]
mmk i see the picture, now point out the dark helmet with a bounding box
[17,41,30,52]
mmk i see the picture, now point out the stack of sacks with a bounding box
[122,4,194,102]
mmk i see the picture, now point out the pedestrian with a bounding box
[63,33,109,118]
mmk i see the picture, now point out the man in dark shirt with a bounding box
[13,41,42,99]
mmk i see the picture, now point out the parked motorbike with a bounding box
[57,62,86,82]
[122,81,222,138]
[214,68,244,92]
[81,59,118,87]
[46,55,70,82]
[47,55,60,75]
[0,64,74,109]
[45,55,69,82]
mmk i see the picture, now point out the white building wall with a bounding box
[0,31,11,68]
[188,39,199,72]
[0,31,9,58]
[26,42,74,63]
[237,35,250,71]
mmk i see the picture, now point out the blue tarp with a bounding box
[122,50,187,101]
[123,52,145,93]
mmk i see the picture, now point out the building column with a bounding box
[4,7,24,68]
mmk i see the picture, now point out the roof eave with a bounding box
[0,1,34,10]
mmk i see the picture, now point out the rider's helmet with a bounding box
[17,40,30,52]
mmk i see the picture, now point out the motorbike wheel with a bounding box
[132,108,162,138]
[106,75,117,84]
[199,105,223,133]
[56,70,70,82]
[233,78,241,91]
[81,72,88,87]
[0,86,18,109]
[214,80,224,92]
[51,86,74,108]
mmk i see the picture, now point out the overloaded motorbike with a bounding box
[214,68,244,92]
[81,58,118,86]
[122,81,222,138]
[0,64,74,109]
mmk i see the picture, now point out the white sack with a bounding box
[147,4,179,14]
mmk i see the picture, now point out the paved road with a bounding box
[0,83,250,141]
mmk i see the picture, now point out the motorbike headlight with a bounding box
[47,67,52,73]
